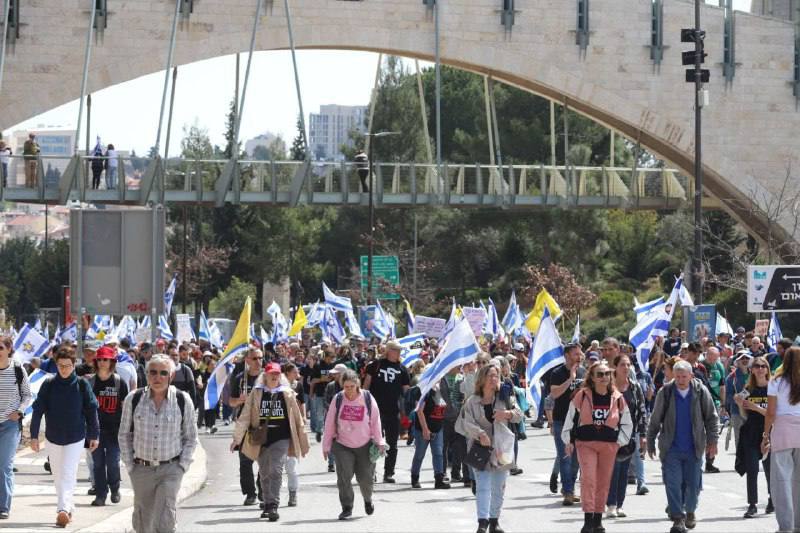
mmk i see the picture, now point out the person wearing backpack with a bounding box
[30,345,100,529]
[561,361,633,533]
[89,346,129,507]
[119,354,198,533]
[322,369,384,521]
[0,336,32,520]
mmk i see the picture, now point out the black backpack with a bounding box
[129,387,186,432]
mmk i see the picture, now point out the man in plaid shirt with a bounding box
[119,355,197,533]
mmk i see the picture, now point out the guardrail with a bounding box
[0,154,691,209]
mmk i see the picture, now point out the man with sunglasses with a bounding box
[229,348,265,506]
[119,354,198,533]
[549,342,585,505]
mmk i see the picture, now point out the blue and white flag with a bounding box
[204,298,251,409]
[416,319,480,409]
[322,282,353,313]
[486,298,504,341]
[526,307,564,407]
[502,290,524,333]
[164,274,178,317]
[259,326,271,348]
[85,315,111,340]
[439,299,459,342]
[24,368,52,418]
[198,310,212,344]
[633,296,665,323]
[404,299,416,333]
[630,277,683,370]
[305,301,325,327]
[267,301,289,344]
[767,312,783,351]
[158,315,174,341]
[571,315,581,345]
[320,304,346,345]
[33,318,44,335]
[398,333,426,367]
[345,310,364,339]
[715,313,733,337]
[12,323,51,363]
[372,300,394,339]
[61,322,78,343]
[52,325,62,345]
[114,315,137,343]
[209,321,225,349]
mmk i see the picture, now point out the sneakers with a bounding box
[451,471,463,482]
[365,500,374,515]
[488,517,505,533]
[743,504,757,518]
[110,490,121,504]
[56,511,71,528]
[549,473,558,494]
[562,493,580,506]
[766,498,775,514]
[434,474,451,489]
[382,475,396,484]
[91,498,106,507]
[210,426,218,434]
[0,511,8,519]
[531,420,545,429]
[509,467,523,476]
[243,494,257,506]
[411,476,422,489]
[288,491,297,507]
[616,508,626,518]
[704,464,720,474]
[670,518,687,533]
[685,512,696,529]
[338,506,353,520]
[606,506,618,518]
[327,464,335,473]
[261,506,279,522]
[87,487,97,496]
[476,518,490,533]
[636,485,650,495]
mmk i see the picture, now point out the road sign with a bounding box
[360,255,400,300]
[747,265,800,312]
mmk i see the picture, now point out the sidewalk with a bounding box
[5,440,206,533]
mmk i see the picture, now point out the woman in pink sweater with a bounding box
[322,369,385,520]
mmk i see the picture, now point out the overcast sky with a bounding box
[3,0,753,155]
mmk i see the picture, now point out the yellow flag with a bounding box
[524,289,562,334]
[220,297,251,359]
[288,305,308,337]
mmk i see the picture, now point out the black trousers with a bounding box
[379,409,400,477]
[442,418,469,480]
[239,450,262,499]
[743,445,771,504]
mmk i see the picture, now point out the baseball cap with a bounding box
[95,346,117,360]
[588,352,600,362]
[512,342,524,352]
[736,326,746,333]
[385,340,402,352]
[265,362,282,374]
[330,363,348,375]
[84,340,101,351]
[734,349,753,362]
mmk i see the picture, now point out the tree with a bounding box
[252,135,287,161]
[209,276,257,319]
[517,263,596,321]
[290,117,306,161]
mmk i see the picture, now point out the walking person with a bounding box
[456,363,523,533]
[310,350,335,442]
[282,362,305,506]
[199,357,218,434]
[119,355,198,533]
[734,355,772,518]
[363,340,410,483]
[231,362,309,522]
[762,346,800,533]
[0,336,32,520]
[228,348,264,506]
[409,376,450,489]
[30,346,100,528]
[104,143,118,189]
[323,363,347,472]
[562,361,633,533]
[646,360,720,533]
[90,141,104,190]
[89,346,129,507]
[322,369,384,520]
[605,354,646,519]
[441,365,470,487]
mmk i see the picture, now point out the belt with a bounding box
[133,455,181,467]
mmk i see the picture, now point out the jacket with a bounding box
[232,377,310,462]
[560,388,633,446]
[646,379,720,461]
[30,372,99,445]
[455,393,523,471]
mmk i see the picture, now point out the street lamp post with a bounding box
[365,131,399,304]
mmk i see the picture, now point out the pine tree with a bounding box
[290,117,306,161]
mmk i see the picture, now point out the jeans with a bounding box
[285,456,299,493]
[410,426,444,477]
[474,469,509,520]
[105,166,117,189]
[662,449,702,519]
[0,419,21,513]
[310,395,324,434]
[552,420,578,494]
[631,438,646,488]
[380,409,400,477]
[770,447,800,533]
[91,434,121,501]
[443,418,466,477]
[607,456,633,508]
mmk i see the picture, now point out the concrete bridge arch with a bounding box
[1,0,798,245]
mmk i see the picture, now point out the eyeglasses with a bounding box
[594,371,613,378]
[751,364,768,369]
[56,362,74,369]
[0,345,7,352]
[148,369,170,377]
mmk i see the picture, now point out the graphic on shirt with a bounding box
[259,398,286,426]
[340,404,366,422]
[591,394,611,426]
[96,386,119,414]
[379,367,402,383]
[429,404,447,420]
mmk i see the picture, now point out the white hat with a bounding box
[512,342,525,351]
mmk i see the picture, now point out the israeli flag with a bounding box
[526,307,564,407]
[679,283,695,307]
[415,319,480,410]
[502,290,524,333]
[305,301,325,327]
[61,323,78,343]
[631,277,683,370]
[52,325,62,345]
[158,315,174,341]
[85,315,111,340]
[209,321,225,349]
[267,301,289,344]
[320,304,346,345]
[372,300,394,339]
[198,309,212,344]
[633,296,665,323]
[439,299,459,342]
[716,313,733,337]
[767,312,783,351]
[24,368,53,418]
[398,333,426,367]
[114,315,137,343]
[345,310,364,339]
[260,326,271,347]
[405,299,416,333]
[322,282,353,313]
[486,298,503,341]
[13,323,51,363]
[33,318,44,334]
[164,274,178,316]
[571,315,581,345]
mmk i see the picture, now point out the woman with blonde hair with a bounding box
[562,361,633,533]
[456,363,523,533]
[762,346,800,532]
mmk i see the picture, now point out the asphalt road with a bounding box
[176,422,776,533]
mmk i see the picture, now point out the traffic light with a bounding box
[681,28,710,84]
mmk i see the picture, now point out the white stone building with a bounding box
[308,104,367,161]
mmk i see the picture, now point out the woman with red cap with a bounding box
[231,361,309,522]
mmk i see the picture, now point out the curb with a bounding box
[75,442,208,533]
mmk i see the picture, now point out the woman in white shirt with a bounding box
[762,346,800,533]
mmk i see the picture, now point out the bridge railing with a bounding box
[0,154,690,206]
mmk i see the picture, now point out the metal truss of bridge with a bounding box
[0,154,711,211]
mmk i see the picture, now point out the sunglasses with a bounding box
[751,364,768,369]
[148,369,170,377]
[594,371,613,378]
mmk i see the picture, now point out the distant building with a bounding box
[0,206,70,244]
[9,127,76,186]
[750,0,798,20]
[308,104,367,161]
[245,132,278,158]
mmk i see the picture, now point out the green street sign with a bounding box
[360,255,400,300]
